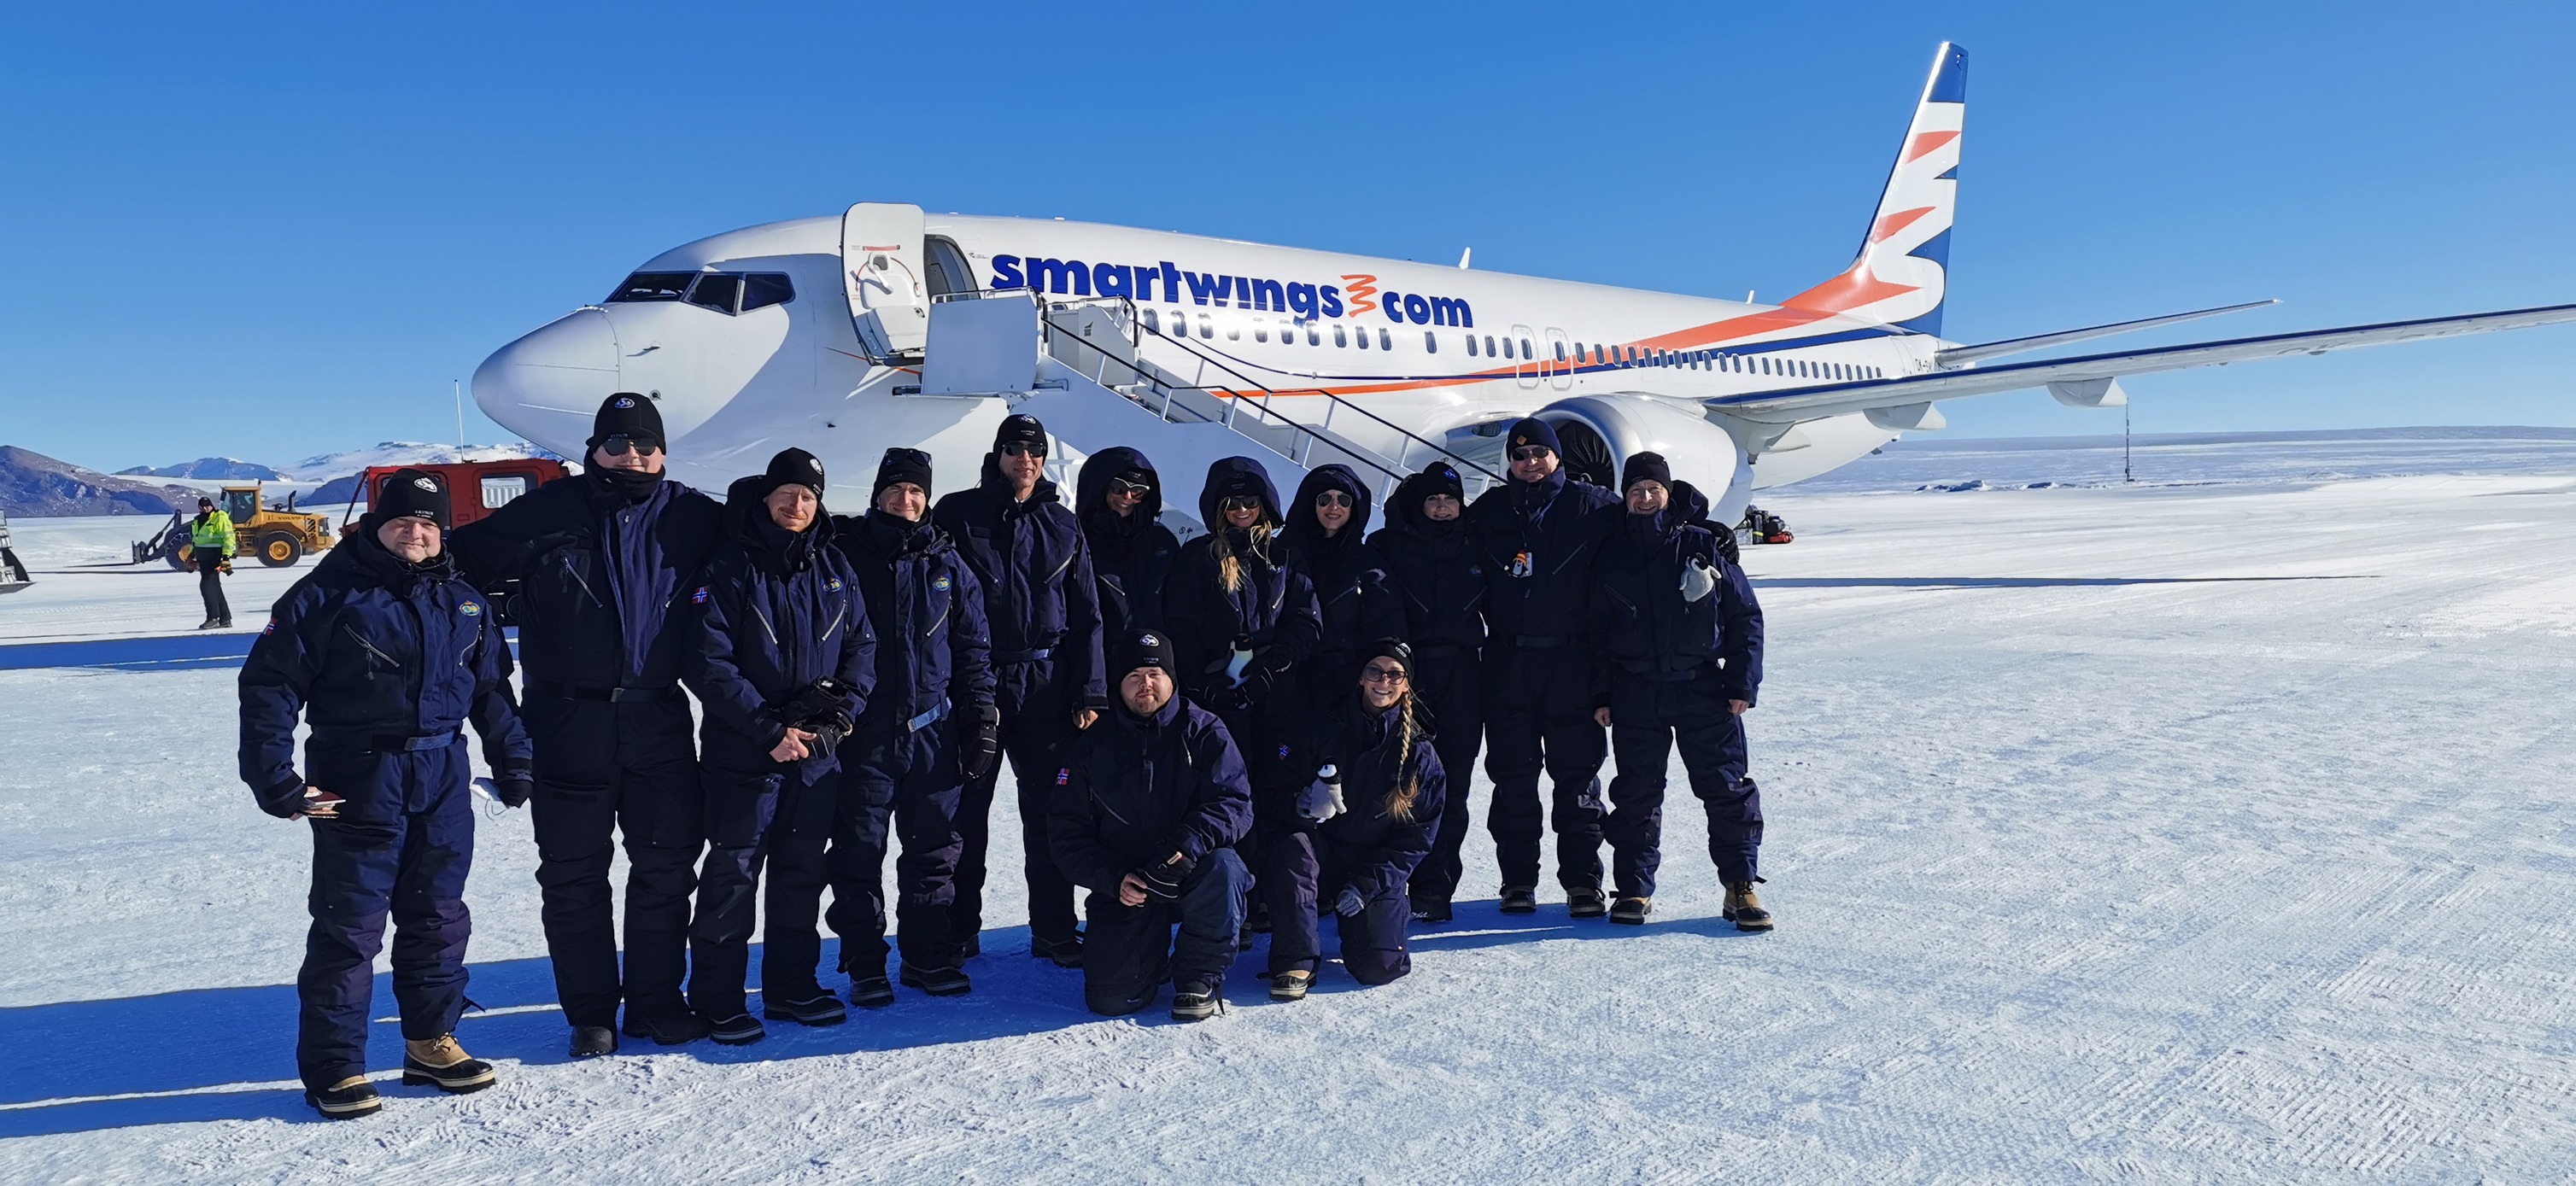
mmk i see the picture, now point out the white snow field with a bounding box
[3,438,2573,1183]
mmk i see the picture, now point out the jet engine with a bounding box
[1532,394,1755,523]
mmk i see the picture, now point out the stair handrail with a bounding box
[1038,295,1503,484]
[1026,301,1412,490]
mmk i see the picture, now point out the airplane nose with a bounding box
[472,307,620,454]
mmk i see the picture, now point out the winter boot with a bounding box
[1609,896,1653,925]
[1269,969,1314,1002]
[305,1075,382,1119]
[1411,895,1452,924]
[1031,932,1085,968]
[401,1035,497,1093]
[705,1013,767,1046]
[899,962,973,996]
[1086,983,1158,1017]
[847,974,897,1009]
[1498,885,1538,914]
[1171,981,1224,1022]
[196,617,222,631]
[568,1025,618,1058]
[1567,888,1609,919]
[958,932,982,960]
[1724,881,1773,932]
[622,1000,714,1046]
[764,990,849,1026]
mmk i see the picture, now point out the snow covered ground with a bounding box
[4,441,2573,1182]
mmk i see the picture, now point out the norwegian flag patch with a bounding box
[1055,768,1071,786]
[261,618,276,636]
[1277,744,1291,758]
[691,586,710,605]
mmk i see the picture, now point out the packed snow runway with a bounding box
[4,445,2573,1182]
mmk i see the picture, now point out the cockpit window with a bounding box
[686,273,741,314]
[606,272,695,302]
[740,272,793,312]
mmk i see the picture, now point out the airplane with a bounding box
[472,42,2576,531]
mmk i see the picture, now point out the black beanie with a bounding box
[1506,417,1560,456]
[994,414,1048,453]
[1416,462,1465,504]
[1621,451,1672,494]
[1361,637,1414,675]
[763,447,826,496]
[590,393,665,450]
[873,447,934,501]
[1110,627,1179,680]
[371,468,453,531]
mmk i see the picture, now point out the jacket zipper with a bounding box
[560,555,605,609]
[343,622,401,670]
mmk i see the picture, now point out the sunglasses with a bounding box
[1218,495,1262,512]
[884,447,931,465]
[1106,478,1152,498]
[999,441,1045,459]
[1314,491,1354,509]
[1359,664,1410,684]
[1510,447,1554,462]
[600,435,661,457]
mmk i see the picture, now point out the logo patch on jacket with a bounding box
[1277,743,1291,758]
[460,601,482,616]
[1055,768,1070,786]
[692,586,710,605]
[826,577,844,592]
[933,575,951,592]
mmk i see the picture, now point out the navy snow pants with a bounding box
[1257,824,1414,984]
[1604,670,1764,897]
[1482,642,1606,893]
[295,736,474,1091]
[523,694,705,1029]
[951,658,1082,950]
[1081,848,1250,1014]
[1406,648,1483,907]
[687,764,836,1018]
[828,720,966,974]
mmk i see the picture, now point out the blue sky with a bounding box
[3,2,2571,472]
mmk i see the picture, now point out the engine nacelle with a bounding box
[1533,394,1753,524]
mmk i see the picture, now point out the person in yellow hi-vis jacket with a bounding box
[190,494,237,628]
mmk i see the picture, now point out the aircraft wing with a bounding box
[1707,301,2576,423]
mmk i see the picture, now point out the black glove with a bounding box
[1134,851,1195,900]
[1712,526,1742,566]
[804,713,852,757]
[1223,666,1275,713]
[961,701,1003,780]
[492,773,534,809]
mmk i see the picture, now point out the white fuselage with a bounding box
[476,213,1938,511]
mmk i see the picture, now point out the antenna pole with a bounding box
[2124,401,2134,483]
[454,379,465,447]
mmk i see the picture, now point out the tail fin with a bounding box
[1782,42,1967,336]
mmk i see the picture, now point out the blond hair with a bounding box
[1383,693,1424,822]
[1211,520,1274,593]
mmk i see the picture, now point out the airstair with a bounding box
[902,289,1499,529]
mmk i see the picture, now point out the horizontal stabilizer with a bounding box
[1935,300,2277,369]
[1708,301,2576,423]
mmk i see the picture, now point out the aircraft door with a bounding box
[842,202,930,360]
[1511,324,1540,390]
[1544,327,1574,391]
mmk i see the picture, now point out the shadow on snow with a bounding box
[0,897,1733,1138]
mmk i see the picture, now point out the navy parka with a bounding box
[1367,469,1487,651]
[1590,508,1765,705]
[449,470,725,692]
[930,458,1107,708]
[687,483,876,775]
[1272,699,1449,897]
[1075,447,1180,642]
[240,529,531,813]
[1162,458,1321,707]
[1281,464,1408,701]
[1466,466,1618,645]
[1047,694,1254,892]
[829,510,998,734]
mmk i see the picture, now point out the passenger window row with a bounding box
[606,271,795,315]
[1122,303,1891,383]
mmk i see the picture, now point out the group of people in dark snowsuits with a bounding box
[238,394,1768,1120]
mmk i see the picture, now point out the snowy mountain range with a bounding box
[114,457,284,481]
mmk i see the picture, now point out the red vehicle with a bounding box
[340,459,571,537]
